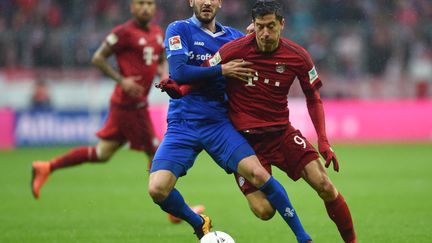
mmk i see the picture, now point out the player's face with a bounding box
[130,0,156,25]
[190,0,222,24]
[254,14,285,52]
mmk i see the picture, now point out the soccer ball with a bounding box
[200,231,235,243]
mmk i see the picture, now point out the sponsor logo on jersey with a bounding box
[308,66,319,84]
[168,35,182,50]
[284,207,295,218]
[106,33,118,46]
[139,37,147,45]
[194,41,205,46]
[188,51,212,61]
[208,52,222,66]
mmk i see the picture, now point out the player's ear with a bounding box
[219,0,222,8]
[281,18,285,30]
[189,0,193,7]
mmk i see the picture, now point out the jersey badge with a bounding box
[275,63,286,73]
[139,37,147,45]
[308,66,319,83]
[169,35,182,50]
[208,52,222,66]
[106,33,118,46]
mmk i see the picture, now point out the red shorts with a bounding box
[96,104,158,155]
[235,125,319,195]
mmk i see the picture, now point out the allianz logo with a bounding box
[194,41,205,46]
[188,51,212,61]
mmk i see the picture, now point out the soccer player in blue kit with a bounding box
[147,0,312,242]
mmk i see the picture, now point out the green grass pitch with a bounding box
[1,143,431,242]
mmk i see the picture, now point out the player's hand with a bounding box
[222,59,256,82]
[155,78,193,99]
[246,23,255,35]
[318,140,339,172]
[120,76,144,98]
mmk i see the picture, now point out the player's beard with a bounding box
[193,5,217,24]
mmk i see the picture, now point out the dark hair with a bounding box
[252,0,283,22]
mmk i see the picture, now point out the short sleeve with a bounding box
[105,26,128,53]
[164,21,190,58]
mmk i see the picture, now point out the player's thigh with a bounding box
[151,120,201,178]
[200,120,255,173]
[277,129,319,181]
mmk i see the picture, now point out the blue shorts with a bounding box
[150,119,255,178]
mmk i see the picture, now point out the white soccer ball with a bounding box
[200,231,235,243]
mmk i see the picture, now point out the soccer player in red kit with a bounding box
[158,1,357,242]
[31,0,168,199]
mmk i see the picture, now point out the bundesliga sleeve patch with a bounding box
[308,66,319,84]
[106,33,118,46]
[169,35,182,51]
[209,52,222,66]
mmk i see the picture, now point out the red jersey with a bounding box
[207,33,322,131]
[105,20,164,106]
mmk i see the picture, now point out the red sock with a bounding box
[325,193,356,243]
[50,146,99,172]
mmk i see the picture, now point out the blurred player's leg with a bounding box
[302,160,356,243]
[31,139,122,199]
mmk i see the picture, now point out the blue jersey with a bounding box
[164,15,244,120]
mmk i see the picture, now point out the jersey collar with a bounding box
[190,15,226,38]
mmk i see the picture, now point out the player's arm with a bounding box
[302,84,339,172]
[91,41,143,97]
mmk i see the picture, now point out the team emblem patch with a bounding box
[308,66,319,84]
[238,176,245,187]
[169,35,182,50]
[209,52,222,66]
[275,63,285,73]
[106,33,118,46]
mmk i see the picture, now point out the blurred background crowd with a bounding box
[1,0,431,105]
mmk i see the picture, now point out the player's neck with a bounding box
[257,43,279,53]
[201,20,217,33]
[133,18,150,30]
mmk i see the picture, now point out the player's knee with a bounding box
[148,181,170,202]
[246,166,270,187]
[317,177,338,201]
[94,148,114,162]
[95,153,112,163]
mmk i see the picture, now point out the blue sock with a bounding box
[259,176,311,242]
[157,188,203,229]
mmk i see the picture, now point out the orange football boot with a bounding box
[31,161,51,199]
[194,214,212,240]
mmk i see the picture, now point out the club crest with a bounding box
[276,63,286,73]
